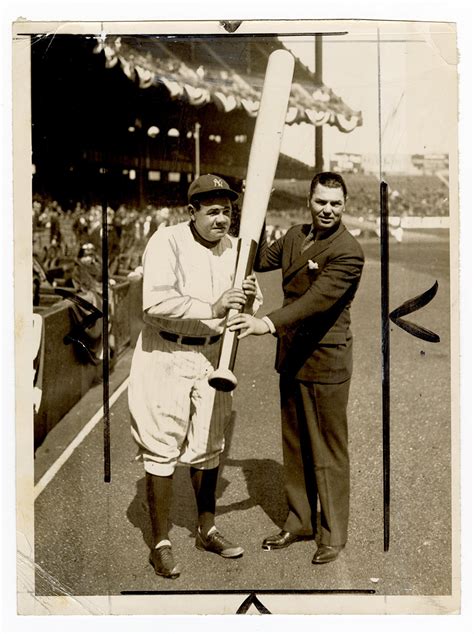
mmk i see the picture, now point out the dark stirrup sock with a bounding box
[190,466,219,536]
[146,472,174,546]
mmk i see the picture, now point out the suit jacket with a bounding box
[254,222,364,383]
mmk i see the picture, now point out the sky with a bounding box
[279,22,458,168]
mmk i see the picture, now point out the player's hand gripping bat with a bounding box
[208,49,295,392]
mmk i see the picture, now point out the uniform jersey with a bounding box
[129,220,261,476]
[142,221,240,336]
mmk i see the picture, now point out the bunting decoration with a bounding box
[305,109,331,126]
[93,37,362,132]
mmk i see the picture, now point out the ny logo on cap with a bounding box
[213,177,224,188]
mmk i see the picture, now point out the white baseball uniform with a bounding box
[128,221,261,476]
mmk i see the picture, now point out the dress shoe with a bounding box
[312,544,344,564]
[149,544,181,578]
[262,530,313,550]
[196,527,244,558]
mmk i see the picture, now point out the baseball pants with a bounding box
[129,323,231,476]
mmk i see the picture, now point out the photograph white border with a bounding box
[2,1,472,631]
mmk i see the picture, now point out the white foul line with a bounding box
[34,377,129,500]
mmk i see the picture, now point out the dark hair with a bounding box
[189,198,202,210]
[309,172,347,199]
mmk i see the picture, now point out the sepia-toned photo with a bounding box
[12,17,461,617]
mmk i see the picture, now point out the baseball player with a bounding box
[128,174,261,579]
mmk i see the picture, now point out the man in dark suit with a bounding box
[228,172,364,564]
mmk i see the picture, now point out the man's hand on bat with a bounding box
[228,313,270,339]
[241,274,257,300]
[212,288,247,318]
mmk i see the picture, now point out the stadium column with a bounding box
[315,35,324,173]
[139,129,146,209]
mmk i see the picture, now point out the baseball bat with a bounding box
[208,49,295,392]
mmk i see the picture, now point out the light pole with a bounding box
[194,122,201,178]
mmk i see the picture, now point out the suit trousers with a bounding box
[280,375,351,546]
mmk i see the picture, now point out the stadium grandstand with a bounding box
[31,34,355,211]
[268,171,449,220]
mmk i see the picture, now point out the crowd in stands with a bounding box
[32,171,449,305]
[33,197,188,275]
[33,196,190,307]
[271,173,449,219]
[342,173,449,219]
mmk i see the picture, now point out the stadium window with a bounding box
[168,172,181,182]
[148,171,161,182]
[129,169,136,181]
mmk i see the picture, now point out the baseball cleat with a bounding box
[195,527,244,558]
[149,545,181,579]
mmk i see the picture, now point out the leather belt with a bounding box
[159,330,221,346]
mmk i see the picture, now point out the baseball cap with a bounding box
[188,174,239,203]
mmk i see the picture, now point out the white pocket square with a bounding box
[307,260,319,270]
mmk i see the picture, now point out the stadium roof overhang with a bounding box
[31,34,363,206]
[94,36,362,133]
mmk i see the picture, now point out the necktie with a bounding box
[300,228,316,254]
